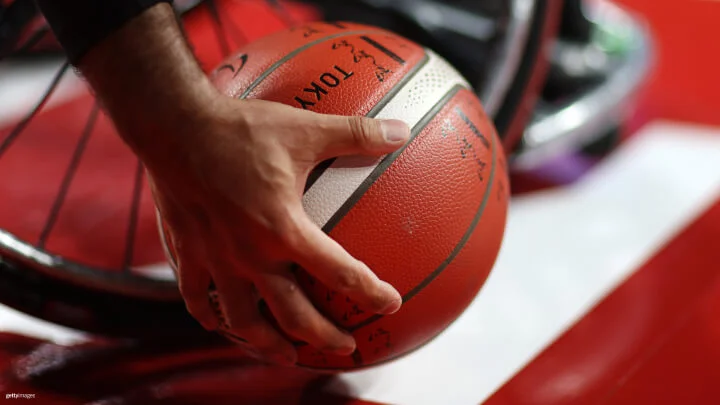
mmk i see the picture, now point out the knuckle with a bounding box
[334,267,362,293]
[273,214,306,252]
[347,117,377,148]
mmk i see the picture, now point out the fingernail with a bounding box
[327,344,356,356]
[325,333,356,356]
[381,298,402,315]
[381,120,411,144]
[379,281,402,314]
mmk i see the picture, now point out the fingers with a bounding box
[212,267,297,366]
[158,201,219,331]
[254,269,356,355]
[311,114,411,159]
[280,210,402,315]
[175,261,218,331]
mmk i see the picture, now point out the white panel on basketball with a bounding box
[302,49,471,228]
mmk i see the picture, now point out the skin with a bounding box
[77,3,410,365]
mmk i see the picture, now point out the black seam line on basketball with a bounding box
[238,29,390,99]
[303,53,431,193]
[456,108,490,150]
[122,159,145,272]
[325,21,348,29]
[359,36,406,65]
[320,84,465,235]
[304,159,335,193]
[291,84,465,352]
[365,53,430,118]
[37,103,100,249]
[297,307,451,370]
[0,61,69,159]
[344,101,498,334]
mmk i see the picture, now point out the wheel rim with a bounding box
[480,0,537,117]
[0,0,562,337]
[0,1,308,318]
[512,0,654,169]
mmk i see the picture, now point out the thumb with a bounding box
[312,115,411,158]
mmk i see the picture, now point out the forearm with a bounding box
[78,3,217,166]
[37,1,218,168]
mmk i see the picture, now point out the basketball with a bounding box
[160,21,509,370]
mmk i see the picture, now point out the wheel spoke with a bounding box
[1,26,50,60]
[0,61,69,159]
[205,0,232,56]
[37,103,99,248]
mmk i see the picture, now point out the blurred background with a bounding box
[0,0,718,404]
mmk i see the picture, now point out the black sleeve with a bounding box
[35,0,174,64]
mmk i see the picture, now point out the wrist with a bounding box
[78,2,219,167]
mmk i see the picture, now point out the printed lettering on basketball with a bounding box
[442,118,488,184]
[320,73,340,87]
[326,290,335,302]
[367,328,393,356]
[456,107,491,150]
[331,39,393,82]
[304,82,329,102]
[342,302,366,322]
[200,26,507,370]
[213,53,248,79]
[294,65,355,110]
[291,24,324,38]
[334,65,354,80]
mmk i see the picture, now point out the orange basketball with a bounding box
[162,21,509,370]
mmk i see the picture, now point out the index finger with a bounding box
[281,212,402,315]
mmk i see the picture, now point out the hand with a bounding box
[73,2,409,366]
[147,96,410,365]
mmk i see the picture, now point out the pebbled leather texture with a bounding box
[183,22,511,370]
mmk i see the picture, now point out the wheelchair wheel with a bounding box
[0,0,653,340]
[0,0,315,338]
